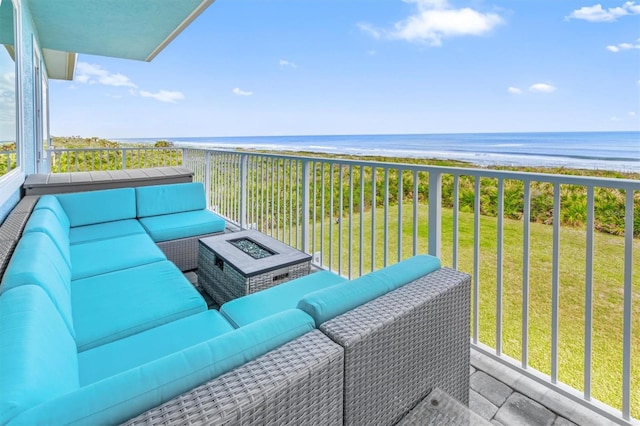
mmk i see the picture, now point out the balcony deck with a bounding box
[183,271,616,426]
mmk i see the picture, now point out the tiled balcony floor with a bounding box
[469,351,618,426]
[185,271,619,426]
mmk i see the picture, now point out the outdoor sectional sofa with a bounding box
[0,181,471,425]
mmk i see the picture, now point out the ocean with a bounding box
[118,131,640,173]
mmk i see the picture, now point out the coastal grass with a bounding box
[303,202,639,417]
[49,136,182,172]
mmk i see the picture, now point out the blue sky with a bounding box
[49,0,640,138]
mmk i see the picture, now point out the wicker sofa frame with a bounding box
[0,194,471,425]
[157,233,221,272]
[124,330,344,426]
[127,267,470,425]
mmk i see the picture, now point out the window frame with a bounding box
[0,0,24,207]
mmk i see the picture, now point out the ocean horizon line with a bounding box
[114,130,640,174]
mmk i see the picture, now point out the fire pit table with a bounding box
[197,230,312,305]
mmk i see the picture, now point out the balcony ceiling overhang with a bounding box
[31,0,214,80]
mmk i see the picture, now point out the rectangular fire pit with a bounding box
[197,230,311,305]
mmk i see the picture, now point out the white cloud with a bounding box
[72,62,186,104]
[368,50,377,56]
[508,86,523,95]
[0,72,15,102]
[610,111,638,122]
[529,83,556,93]
[358,23,383,39]
[75,62,137,88]
[566,1,640,22]
[0,72,16,138]
[358,0,504,46]
[606,39,640,51]
[233,88,253,96]
[279,59,297,68]
[139,90,185,103]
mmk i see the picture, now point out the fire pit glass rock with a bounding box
[228,238,275,259]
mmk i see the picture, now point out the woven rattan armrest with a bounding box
[123,330,344,426]
[320,267,471,426]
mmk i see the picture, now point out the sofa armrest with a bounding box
[319,267,471,426]
[124,330,344,426]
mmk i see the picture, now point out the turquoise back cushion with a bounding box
[136,182,206,217]
[56,188,137,227]
[1,232,74,337]
[11,309,314,425]
[298,255,441,326]
[221,270,347,327]
[23,209,71,268]
[0,285,79,425]
[34,195,70,229]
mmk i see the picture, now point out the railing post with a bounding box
[301,159,311,253]
[239,154,248,229]
[121,149,126,170]
[428,170,442,258]
[204,151,211,209]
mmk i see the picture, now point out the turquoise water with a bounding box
[118,131,640,173]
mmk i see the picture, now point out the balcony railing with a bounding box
[47,147,182,172]
[0,150,17,177]
[48,147,638,424]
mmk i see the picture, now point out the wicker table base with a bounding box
[197,230,311,305]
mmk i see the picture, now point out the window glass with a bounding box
[0,0,17,177]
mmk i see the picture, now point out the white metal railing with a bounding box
[46,147,182,172]
[183,148,638,425]
[0,150,17,176]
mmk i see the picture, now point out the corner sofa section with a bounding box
[0,184,343,425]
[219,255,471,426]
[43,182,227,271]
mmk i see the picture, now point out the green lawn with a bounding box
[304,202,639,417]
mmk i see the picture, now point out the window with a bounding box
[0,0,17,177]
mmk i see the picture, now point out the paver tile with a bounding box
[470,371,512,406]
[469,389,499,421]
[494,392,556,426]
[553,417,578,426]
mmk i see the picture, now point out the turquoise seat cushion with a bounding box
[136,182,206,217]
[79,310,234,384]
[22,208,71,267]
[69,219,146,245]
[0,232,74,337]
[71,260,207,351]
[56,188,136,227]
[33,195,70,229]
[138,210,226,242]
[221,271,347,327]
[10,309,314,426]
[298,255,442,326]
[70,233,166,280]
[0,286,79,425]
